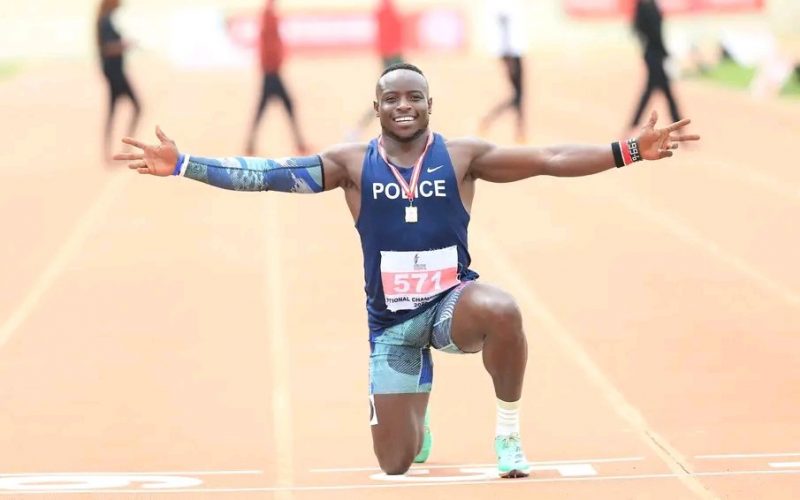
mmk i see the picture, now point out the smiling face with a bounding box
[374,69,432,143]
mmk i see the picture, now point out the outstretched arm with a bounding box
[468,111,699,183]
[114,127,350,192]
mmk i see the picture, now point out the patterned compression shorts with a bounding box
[369,281,474,394]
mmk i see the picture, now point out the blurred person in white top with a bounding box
[479,0,528,143]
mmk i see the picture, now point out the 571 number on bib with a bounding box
[380,246,460,312]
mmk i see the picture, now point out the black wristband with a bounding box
[611,141,624,168]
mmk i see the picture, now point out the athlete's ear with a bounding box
[428,97,433,114]
[373,100,379,116]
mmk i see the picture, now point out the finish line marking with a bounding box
[311,456,644,473]
[1,469,799,494]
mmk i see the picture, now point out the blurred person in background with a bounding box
[245,0,308,156]
[628,0,682,131]
[745,33,798,99]
[345,0,406,142]
[375,0,405,70]
[97,0,141,164]
[478,0,527,144]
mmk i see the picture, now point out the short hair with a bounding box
[380,62,425,78]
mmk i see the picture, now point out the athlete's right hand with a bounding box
[114,126,179,176]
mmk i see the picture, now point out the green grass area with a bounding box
[0,62,22,80]
[781,73,800,96]
[701,59,755,89]
[694,58,800,97]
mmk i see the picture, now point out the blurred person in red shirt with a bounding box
[376,0,405,68]
[345,0,406,141]
[246,0,308,156]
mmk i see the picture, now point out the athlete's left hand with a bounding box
[636,110,700,161]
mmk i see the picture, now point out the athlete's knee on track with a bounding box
[375,445,416,475]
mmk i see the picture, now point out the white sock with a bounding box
[496,398,520,436]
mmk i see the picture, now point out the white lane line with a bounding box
[769,462,800,468]
[697,452,800,459]
[700,159,800,202]
[0,471,262,477]
[597,188,800,306]
[536,131,800,307]
[0,173,130,350]
[311,456,644,473]
[264,197,293,499]
[543,94,800,203]
[2,469,798,494]
[472,230,719,500]
[373,463,598,481]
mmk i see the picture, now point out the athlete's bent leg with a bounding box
[448,283,527,401]
[439,282,530,478]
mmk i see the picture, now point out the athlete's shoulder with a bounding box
[318,142,371,189]
[442,136,494,159]
[319,141,370,166]
[443,135,492,147]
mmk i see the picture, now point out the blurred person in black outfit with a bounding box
[97,0,141,163]
[629,0,681,130]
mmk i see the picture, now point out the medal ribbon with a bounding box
[377,132,434,204]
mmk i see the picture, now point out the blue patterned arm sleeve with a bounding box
[174,154,325,193]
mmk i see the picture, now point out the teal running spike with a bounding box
[495,433,530,478]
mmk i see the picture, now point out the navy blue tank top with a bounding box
[356,133,478,335]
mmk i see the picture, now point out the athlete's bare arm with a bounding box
[458,111,699,183]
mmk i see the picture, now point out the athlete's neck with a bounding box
[381,128,431,167]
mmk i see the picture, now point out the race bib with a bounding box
[380,246,460,312]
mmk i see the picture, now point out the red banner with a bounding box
[226,9,466,54]
[564,0,763,17]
